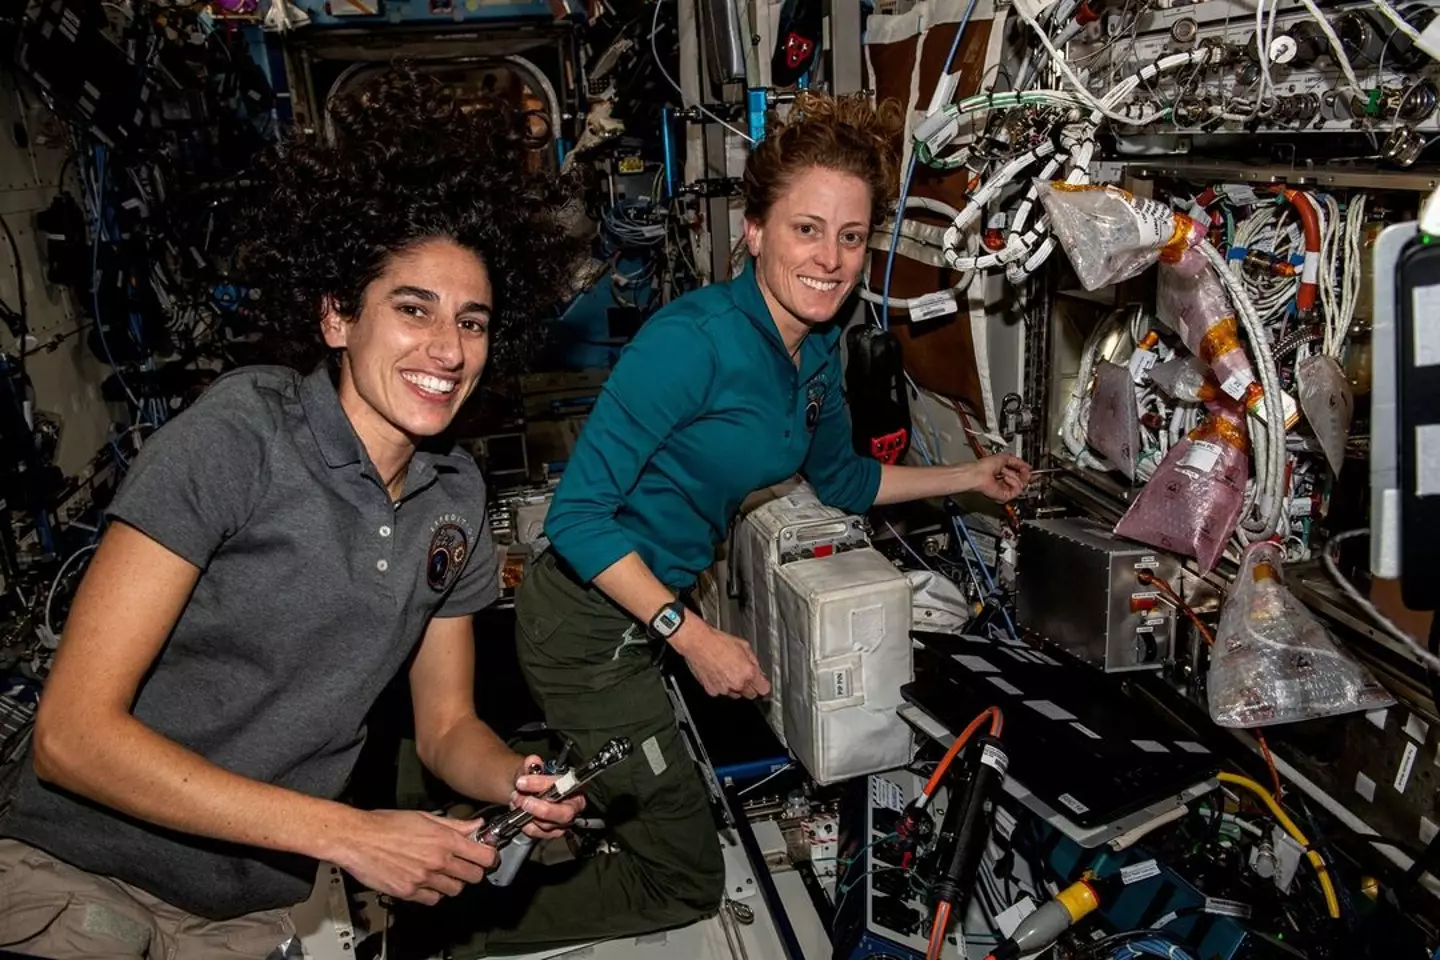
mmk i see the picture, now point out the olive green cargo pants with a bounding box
[405,550,725,957]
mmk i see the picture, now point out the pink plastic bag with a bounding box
[1087,361,1140,479]
[1114,407,1249,573]
[1156,248,1257,402]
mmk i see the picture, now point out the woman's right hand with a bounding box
[327,809,498,905]
[671,619,772,699]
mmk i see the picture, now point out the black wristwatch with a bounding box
[646,600,687,642]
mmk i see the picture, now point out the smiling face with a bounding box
[323,237,492,455]
[743,166,872,337]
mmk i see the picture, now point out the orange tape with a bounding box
[1198,315,1243,366]
[1047,182,1134,203]
[1191,411,1249,451]
[1158,213,1197,264]
[1253,561,1279,583]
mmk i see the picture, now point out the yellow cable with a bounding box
[1218,772,1340,919]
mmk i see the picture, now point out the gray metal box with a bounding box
[1016,518,1180,672]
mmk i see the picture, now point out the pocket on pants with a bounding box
[219,908,296,958]
[0,849,73,952]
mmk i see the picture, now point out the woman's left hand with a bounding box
[970,454,1031,503]
[511,754,587,840]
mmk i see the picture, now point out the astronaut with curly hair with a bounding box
[0,70,581,959]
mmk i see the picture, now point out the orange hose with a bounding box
[926,898,952,960]
[1257,730,1285,802]
[1279,188,1321,314]
[922,706,1004,801]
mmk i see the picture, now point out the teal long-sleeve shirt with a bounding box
[543,262,882,590]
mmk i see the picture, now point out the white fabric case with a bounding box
[774,549,914,785]
[733,483,853,744]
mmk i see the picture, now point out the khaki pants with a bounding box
[0,839,296,960]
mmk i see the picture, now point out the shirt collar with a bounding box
[299,364,440,497]
[301,364,365,469]
[731,260,842,375]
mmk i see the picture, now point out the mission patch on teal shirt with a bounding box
[543,262,882,589]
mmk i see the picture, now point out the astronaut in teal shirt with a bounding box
[543,256,880,591]
[481,93,1031,956]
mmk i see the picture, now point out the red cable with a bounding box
[926,899,952,960]
[922,706,1004,802]
[1279,188,1321,314]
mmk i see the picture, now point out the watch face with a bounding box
[656,607,683,635]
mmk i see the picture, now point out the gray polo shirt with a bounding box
[2,365,498,920]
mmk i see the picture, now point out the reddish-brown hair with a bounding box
[743,91,904,228]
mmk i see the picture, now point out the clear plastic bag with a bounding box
[1156,248,1257,401]
[1087,360,1140,479]
[1149,355,1221,404]
[1296,353,1355,477]
[1035,181,1205,290]
[1209,542,1395,728]
[1113,407,1248,574]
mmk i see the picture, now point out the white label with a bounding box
[1412,287,1440,367]
[1301,250,1321,285]
[553,770,581,794]
[1129,348,1158,383]
[641,736,667,777]
[1130,194,1177,247]
[1421,816,1438,845]
[821,666,853,702]
[1176,740,1210,754]
[987,676,1024,697]
[871,777,906,813]
[1289,497,1314,517]
[1072,722,1102,740]
[1136,625,1155,634]
[909,291,959,323]
[1057,792,1090,815]
[1223,183,1260,205]
[1356,771,1377,802]
[1417,424,1440,497]
[1204,897,1253,918]
[954,654,999,673]
[1133,560,1160,570]
[1026,699,1077,721]
[1031,651,1061,666]
[1122,859,1161,884]
[1395,741,1420,794]
[1405,713,1431,743]
[1220,368,1256,400]
[980,743,1009,777]
[1366,708,1390,731]
[1001,648,1029,662]
[994,805,1017,840]
[83,80,101,99]
[1133,740,1169,753]
[987,211,1007,231]
[1152,911,1180,929]
[1179,440,1222,474]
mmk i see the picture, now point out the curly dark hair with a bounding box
[236,68,579,373]
[743,92,904,228]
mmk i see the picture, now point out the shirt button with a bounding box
[376,559,389,572]
[379,525,392,537]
